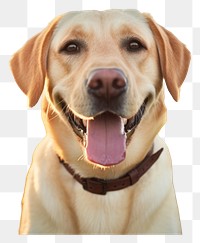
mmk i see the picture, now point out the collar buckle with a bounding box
[83,178,107,195]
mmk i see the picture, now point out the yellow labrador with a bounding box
[10,10,190,234]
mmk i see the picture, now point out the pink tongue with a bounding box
[86,112,126,166]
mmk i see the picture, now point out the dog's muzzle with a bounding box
[54,68,148,167]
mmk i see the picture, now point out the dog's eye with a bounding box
[129,41,140,50]
[65,43,80,53]
[63,42,80,54]
[122,38,146,53]
[127,40,144,52]
[59,40,85,54]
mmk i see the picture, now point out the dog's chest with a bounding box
[73,188,133,234]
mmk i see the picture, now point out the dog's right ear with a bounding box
[10,16,61,107]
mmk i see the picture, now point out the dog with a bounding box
[10,9,190,234]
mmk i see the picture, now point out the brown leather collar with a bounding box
[58,147,163,195]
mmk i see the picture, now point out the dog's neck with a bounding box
[58,146,163,195]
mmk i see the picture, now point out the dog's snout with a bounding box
[87,69,127,99]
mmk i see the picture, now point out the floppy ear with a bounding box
[144,14,191,101]
[10,16,61,107]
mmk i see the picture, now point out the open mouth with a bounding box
[60,98,148,166]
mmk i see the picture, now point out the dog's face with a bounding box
[47,10,162,166]
[10,10,190,171]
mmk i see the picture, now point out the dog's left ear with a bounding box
[144,14,191,101]
[10,16,61,107]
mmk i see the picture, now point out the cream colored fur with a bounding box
[10,10,190,234]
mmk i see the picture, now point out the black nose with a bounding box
[87,68,127,100]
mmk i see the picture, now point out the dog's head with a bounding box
[10,10,190,171]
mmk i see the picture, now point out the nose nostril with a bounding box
[112,78,126,90]
[88,79,103,90]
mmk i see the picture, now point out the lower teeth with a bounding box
[83,133,87,147]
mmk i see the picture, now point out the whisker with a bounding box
[48,105,67,122]
[77,154,85,162]
[48,112,59,122]
[45,102,54,121]
[47,97,70,122]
